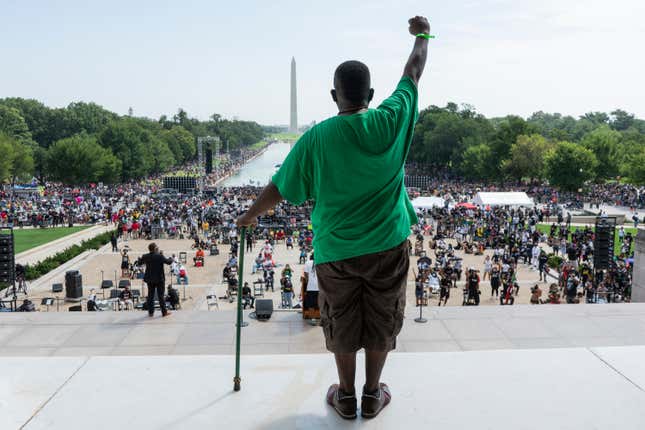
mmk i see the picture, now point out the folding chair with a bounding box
[206,294,219,310]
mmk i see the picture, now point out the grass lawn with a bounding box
[13,226,90,254]
[269,132,300,141]
[250,140,270,151]
[536,224,636,255]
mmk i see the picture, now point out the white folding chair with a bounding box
[206,294,219,310]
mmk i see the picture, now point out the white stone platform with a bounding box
[3,304,645,429]
[3,347,645,430]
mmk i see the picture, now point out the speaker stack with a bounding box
[0,231,15,288]
[206,149,213,174]
[162,176,197,193]
[593,217,616,270]
[65,270,83,301]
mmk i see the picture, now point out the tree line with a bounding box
[408,103,645,189]
[0,98,265,185]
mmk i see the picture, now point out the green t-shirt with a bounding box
[272,76,419,264]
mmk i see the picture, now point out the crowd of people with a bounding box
[412,204,636,307]
[1,152,641,311]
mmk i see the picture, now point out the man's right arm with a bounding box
[403,16,430,85]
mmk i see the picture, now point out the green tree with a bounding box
[0,105,32,141]
[502,134,554,181]
[610,109,635,131]
[148,138,175,174]
[162,126,196,163]
[0,98,51,146]
[0,133,13,182]
[459,144,492,180]
[545,141,598,191]
[621,145,645,185]
[489,116,534,175]
[99,120,153,180]
[408,104,493,167]
[46,134,121,184]
[65,102,117,136]
[0,132,34,185]
[580,126,622,180]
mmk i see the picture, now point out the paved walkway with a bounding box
[15,225,113,266]
[584,203,644,227]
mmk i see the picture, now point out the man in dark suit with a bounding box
[137,242,173,317]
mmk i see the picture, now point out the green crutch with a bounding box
[234,226,248,391]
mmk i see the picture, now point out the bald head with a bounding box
[332,60,374,107]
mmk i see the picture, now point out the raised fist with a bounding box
[408,16,430,36]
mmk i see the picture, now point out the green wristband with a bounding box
[416,33,435,39]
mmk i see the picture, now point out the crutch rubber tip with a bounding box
[234,377,241,391]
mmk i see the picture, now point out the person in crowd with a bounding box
[538,251,549,282]
[119,285,134,311]
[301,253,321,319]
[530,284,542,304]
[482,255,492,280]
[438,271,451,306]
[110,232,118,253]
[281,274,295,308]
[193,247,205,266]
[242,282,255,309]
[167,285,180,310]
[490,264,501,298]
[137,242,173,317]
[120,248,130,277]
[177,264,189,285]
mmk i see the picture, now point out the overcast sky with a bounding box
[2,0,644,126]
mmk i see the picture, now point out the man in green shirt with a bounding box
[237,15,430,420]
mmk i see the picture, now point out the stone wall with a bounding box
[632,230,645,302]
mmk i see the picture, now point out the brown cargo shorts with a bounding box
[316,240,409,354]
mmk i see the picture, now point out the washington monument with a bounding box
[289,57,298,133]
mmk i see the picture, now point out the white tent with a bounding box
[472,192,534,207]
[411,196,445,210]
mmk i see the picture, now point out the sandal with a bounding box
[326,384,357,420]
[361,383,391,419]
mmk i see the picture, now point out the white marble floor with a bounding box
[2,347,645,430]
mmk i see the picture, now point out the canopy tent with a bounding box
[411,196,445,210]
[472,192,534,207]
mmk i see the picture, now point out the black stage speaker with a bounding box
[65,270,83,300]
[593,217,616,270]
[0,232,15,285]
[206,149,213,174]
[255,299,274,321]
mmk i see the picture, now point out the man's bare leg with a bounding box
[335,352,357,393]
[365,350,388,392]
